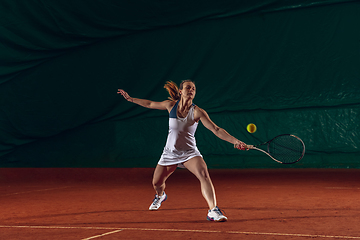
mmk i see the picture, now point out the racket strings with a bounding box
[268,135,304,164]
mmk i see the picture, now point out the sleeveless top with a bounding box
[158,100,202,166]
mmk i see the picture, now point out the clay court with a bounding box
[1,168,360,239]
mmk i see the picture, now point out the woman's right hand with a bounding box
[117,89,133,102]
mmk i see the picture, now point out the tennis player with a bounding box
[117,80,247,222]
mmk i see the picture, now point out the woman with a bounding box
[117,80,247,222]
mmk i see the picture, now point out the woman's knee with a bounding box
[152,165,176,186]
[152,180,163,188]
[152,173,167,187]
[198,168,211,181]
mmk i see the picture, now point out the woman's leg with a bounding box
[152,164,177,196]
[183,156,216,209]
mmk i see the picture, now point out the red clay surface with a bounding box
[1,168,360,239]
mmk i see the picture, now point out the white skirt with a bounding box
[158,148,203,168]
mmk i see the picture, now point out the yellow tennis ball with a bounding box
[247,123,257,133]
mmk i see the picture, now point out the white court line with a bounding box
[325,187,360,190]
[0,226,117,230]
[1,186,71,196]
[0,225,360,239]
[81,230,123,240]
[228,231,360,239]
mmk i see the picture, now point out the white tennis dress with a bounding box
[158,100,203,167]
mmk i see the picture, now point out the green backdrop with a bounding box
[1,0,359,168]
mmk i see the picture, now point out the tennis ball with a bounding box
[247,123,257,133]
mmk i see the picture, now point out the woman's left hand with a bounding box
[234,141,249,150]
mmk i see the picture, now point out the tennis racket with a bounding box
[247,134,305,164]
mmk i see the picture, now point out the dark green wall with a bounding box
[1,0,359,168]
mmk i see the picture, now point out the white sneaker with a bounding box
[207,206,228,222]
[149,192,167,210]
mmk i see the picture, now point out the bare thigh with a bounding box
[182,156,211,181]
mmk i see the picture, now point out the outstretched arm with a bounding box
[195,107,248,150]
[117,89,173,111]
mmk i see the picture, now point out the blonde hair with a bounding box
[164,79,194,101]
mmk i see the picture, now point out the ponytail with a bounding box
[164,81,180,101]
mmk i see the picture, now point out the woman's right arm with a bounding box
[117,89,173,111]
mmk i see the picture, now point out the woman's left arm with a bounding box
[196,107,248,150]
